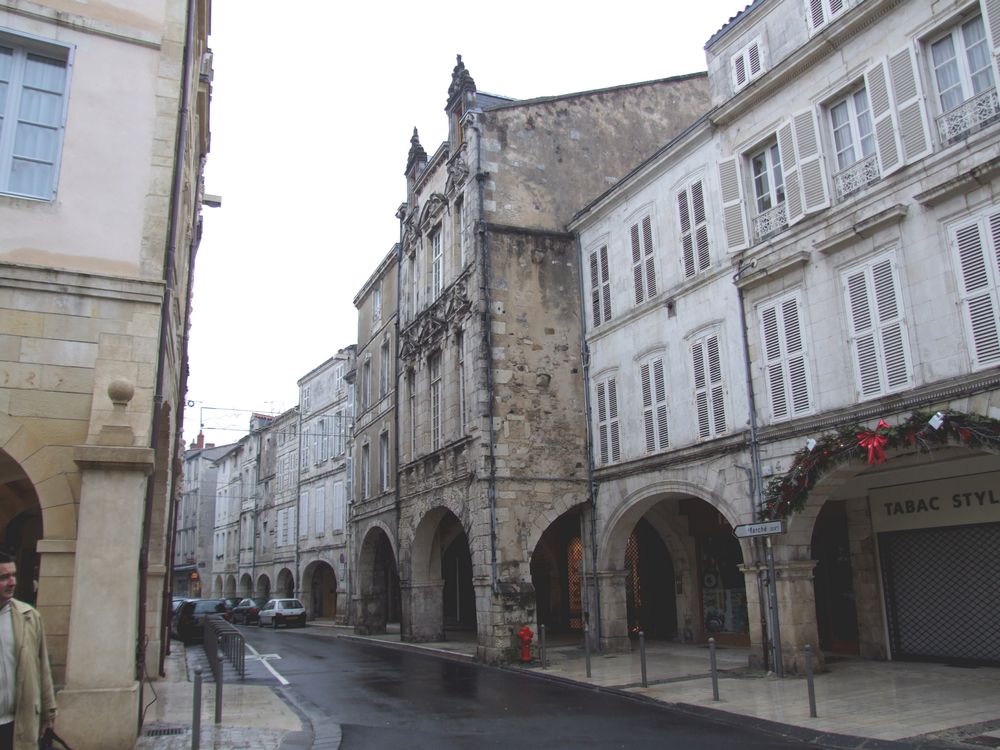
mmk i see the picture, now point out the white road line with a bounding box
[245,641,290,686]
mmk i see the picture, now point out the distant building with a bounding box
[0,1,211,746]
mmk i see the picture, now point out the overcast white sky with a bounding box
[183,0,745,448]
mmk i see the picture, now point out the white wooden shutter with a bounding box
[846,268,882,398]
[596,380,609,464]
[641,362,655,452]
[807,0,826,32]
[793,108,830,214]
[693,341,710,438]
[589,249,602,325]
[640,358,669,452]
[653,358,669,449]
[679,180,710,278]
[333,482,344,531]
[315,485,326,534]
[630,217,656,303]
[864,58,903,177]
[631,222,644,304]
[718,157,748,251]
[733,53,748,89]
[981,0,1000,87]
[642,215,657,297]
[707,336,726,435]
[887,46,932,164]
[608,377,620,461]
[777,120,802,222]
[678,187,695,277]
[872,257,910,390]
[760,293,812,421]
[953,214,1000,367]
[299,491,309,537]
[693,335,726,438]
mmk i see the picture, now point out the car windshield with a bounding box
[280,600,303,609]
[193,600,226,614]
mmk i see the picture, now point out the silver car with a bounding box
[257,598,306,628]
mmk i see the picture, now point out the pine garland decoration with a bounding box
[761,410,1000,520]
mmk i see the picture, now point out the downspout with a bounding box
[574,235,601,646]
[138,0,197,715]
[733,256,783,676]
[471,116,499,592]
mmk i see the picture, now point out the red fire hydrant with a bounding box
[517,625,534,663]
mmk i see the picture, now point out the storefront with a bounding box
[870,471,1000,665]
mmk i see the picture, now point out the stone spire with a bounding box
[446,54,477,114]
[405,127,427,177]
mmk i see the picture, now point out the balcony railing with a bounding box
[937,87,1000,144]
[752,201,788,243]
[834,153,881,201]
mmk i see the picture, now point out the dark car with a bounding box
[172,598,231,644]
[231,597,266,625]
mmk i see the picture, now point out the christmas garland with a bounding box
[761,410,1000,520]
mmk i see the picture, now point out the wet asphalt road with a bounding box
[238,625,831,750]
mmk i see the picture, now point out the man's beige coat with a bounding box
[9,599,56,750]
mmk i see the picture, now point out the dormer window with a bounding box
[732,37,765,91]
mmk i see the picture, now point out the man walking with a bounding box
[0,550,56,750]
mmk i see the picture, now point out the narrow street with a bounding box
[225,626,835,750]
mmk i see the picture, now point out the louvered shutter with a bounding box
[694,336,725,438]
[693,341,711,438]
[783,296,811,415]
[707,335,726,435]
[692,181,710,271]
[793,108,830,215]
[807,0,826,32]
[631,222,644,304]
[589,250,602,326]
[760,303,789,420]
[846,269,882,398]
[718,157,748,251]
[864,58,903,177]
[641,363,655,452]
[678,187,695,277]
[887,46,932,164]
[653,358,669,449]
[734,54,747,88]
[871,257,910,390]
[600,246,612,322]
[954,215,1000,366]
[748,41,762,78]
[608,377,620,461]
[642,216,657,297]
[777,120,803,223]
[982,0,1000,87]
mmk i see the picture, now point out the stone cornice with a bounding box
[0,1,162,49]
[0,263,165,304]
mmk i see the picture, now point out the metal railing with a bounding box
[751,201,788,244]
[204,618,246,679]
[834,153,880,201]
[937,87,1000,145]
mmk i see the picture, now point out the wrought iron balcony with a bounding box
[937,87,1000,144]
[834,153,881,201]
[752,201,788,243]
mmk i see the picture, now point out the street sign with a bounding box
[733,520,785,538]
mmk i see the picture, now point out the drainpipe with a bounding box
[574,235,601,647]
[137,0,197,719]
[733,257,783,676]
[471,117,499,593]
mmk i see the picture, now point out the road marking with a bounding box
[245,641,290,686]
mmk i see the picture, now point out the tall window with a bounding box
[639,357,669,453]
[751,143,784,215]
[629,215,657,304]
[456,332,466,434]
[931,15,994,115]
[372,283,382,324]
[595,376,620,465]
[830,87,875,171]
[842,251,911,399]
[951,209,1000,369]
[692,333,727,439]
[407,369,417,457]
[430,353,442,449]
[361,359,371,410]
[759,292,812,421]
[456,196,468,266]
[332,482,345,531]
[314,486,326,534]
[298,491,309,537]
[380,338,391,397]
[677,179,710,278]
[0,38,70,199]
[379,430,390,492]
[431,228,443,298]
[589,244,612,326]
[360,444,370,499]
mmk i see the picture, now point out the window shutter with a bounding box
[597,380,609,464]
[299,492,309,537]
[631,222,644,304]
[734,53,747,88]
[707,335,726,435]
[864,58,903,177]
[783,297,811,415]
[600,246,612,322]
[954,216,1000,366]
[846,269,883,398]
[692,181,710,271]
[693,338,724,439]
[807,0,825,30]
[748,41,762,78]
[718,157,748,251]
[653,358,669,449]
[315,486,325,534]
[608,377,620,462]
[982,0,1000,85]
[678,188,695,277]
[887,46,932,164]
[777,119,803,223]
[792,108,830,215]
[589,250,602,326]
[642,215,657,297]
[641,362,655,452]
[761,303,789,420]
[871,257,910,390]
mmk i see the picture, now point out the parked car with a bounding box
[172,598,232,644]
[231,597,266,625]
[257,598,306,629]
[169,598,190,638]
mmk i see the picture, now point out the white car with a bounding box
[257,598,307,628]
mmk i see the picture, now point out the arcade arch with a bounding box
[355,525,401,635]
[302,559,337,619]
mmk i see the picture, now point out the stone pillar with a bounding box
[739,563,768,669]
[774,559,824,675]
[597,570,629,653]
[847,497,886,659]
[401,580,444,641]
[57,380,153,750]
[478,579,535,665]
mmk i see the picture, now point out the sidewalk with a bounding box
[135,622,1000,749]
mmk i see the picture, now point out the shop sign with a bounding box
[870,471,1000,532]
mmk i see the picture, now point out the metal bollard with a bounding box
[805,644,817,718]
[584,623,592,678]
[540,624,547,670]
[215,637,223,725]
[639,631,648,688]
[709,637,719,701]
[192,667,202,750]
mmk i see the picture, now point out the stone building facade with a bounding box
[360,57,712,662]
[572,0,1000,672]
[0,1,212,746]
[174,440,231,598]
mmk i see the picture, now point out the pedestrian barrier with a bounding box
[204,618,246,679]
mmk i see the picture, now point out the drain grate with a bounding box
[144,727,186,737]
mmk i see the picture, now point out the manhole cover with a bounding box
[144,727,186,737]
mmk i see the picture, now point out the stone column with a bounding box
[57,380,153,750]
[401,580,444,641]
[597,570,629,653]
[739,563,768,669]
[774,559,824,674]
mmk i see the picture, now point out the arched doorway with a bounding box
[812,501,859,654]
[530,506,585,634]
[224,575,236,600]
[356,526,401,635]
[239,573,253,598]
[213,575,223,598]
[276,568,294,598]
[408,508,476,640]
[303,560,337,619]
[256,573,271,601]
[0,448,43,605]
[625,518,676,639]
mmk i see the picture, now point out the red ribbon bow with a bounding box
[857,419,890,465]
